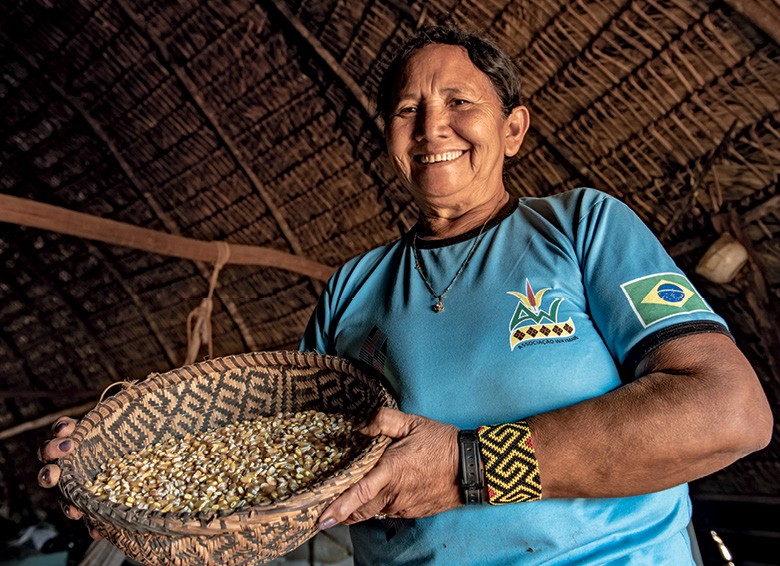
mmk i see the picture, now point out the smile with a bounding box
[416,150,466,164]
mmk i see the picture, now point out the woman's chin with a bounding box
[411,181,501,209]
[408,176,471,203]
[411,187,466,207]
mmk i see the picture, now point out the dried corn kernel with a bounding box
[86,410,366,514]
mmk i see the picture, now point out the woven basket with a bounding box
[58,351,396,565]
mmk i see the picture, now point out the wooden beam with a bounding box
[48,86,180,363]
[0,401,96,442]
[0,194,335,281]
[56,80,259,354]
[722,0,780,46]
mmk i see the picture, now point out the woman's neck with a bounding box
[416,191,510,240]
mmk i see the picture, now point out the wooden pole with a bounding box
[0,194,335,281]
[0,401,96,441]
[0,194,337,440]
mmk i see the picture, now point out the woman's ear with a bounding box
[504,106,530,157]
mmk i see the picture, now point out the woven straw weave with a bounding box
[58,351,396,565]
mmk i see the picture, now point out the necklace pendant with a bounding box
[433,298,445,313]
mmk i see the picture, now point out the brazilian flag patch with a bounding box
[621,272,713,328]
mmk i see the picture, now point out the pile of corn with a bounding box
[85,410,363,514]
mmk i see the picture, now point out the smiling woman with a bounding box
[302,26,771,566]
[38,25,772,566]
[384,43,529,235]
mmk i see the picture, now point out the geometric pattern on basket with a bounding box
[98,512,313,565]
[57,351,397,565]
[477,420,542,505]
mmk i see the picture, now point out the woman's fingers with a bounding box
[38,464,61,488]
[360,407,415,438]
[319,464,392,528]
[88,526,104,540]
[36,416,85,527]
[327,409,461,525]
[39,437,74,462]
[51,417,77,437]
[319,408,416,526]
[61,501,84,521]
[38,417,76,462]
[38,417,76,525]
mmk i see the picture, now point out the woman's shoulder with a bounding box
[511,187,635,242]
[514,187,617,223]
[518,187,615,215]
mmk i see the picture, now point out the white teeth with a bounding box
[418,150,465,164]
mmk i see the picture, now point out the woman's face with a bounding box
[385,44,528,210]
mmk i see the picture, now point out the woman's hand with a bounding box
[318,407,461,529]
[37,416,103,539]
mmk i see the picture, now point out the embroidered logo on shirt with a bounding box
[621,272,713,328]
[507,280,576,350]
[359,325,388,374]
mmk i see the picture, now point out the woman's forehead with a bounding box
[395,44,494,95]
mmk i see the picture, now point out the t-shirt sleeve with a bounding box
[299,282,335,355]
[572,190,730,377]
[299,255,364,356]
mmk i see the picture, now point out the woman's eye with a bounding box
[451,99,470,107]
[397,106,417,115]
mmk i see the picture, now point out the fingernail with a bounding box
[319,518,337,530]
[58,439,72,452]
[40,468,50,484]
[53,421,67,434]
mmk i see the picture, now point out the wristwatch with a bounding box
[458,429,484,504]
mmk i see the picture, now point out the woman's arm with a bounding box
[531,331,772,498]
[318,332,772,527]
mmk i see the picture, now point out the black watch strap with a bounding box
[458,429,484,505]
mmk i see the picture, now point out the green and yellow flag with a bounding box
[620,273,712,328]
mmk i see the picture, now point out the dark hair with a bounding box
[376,26,523,121]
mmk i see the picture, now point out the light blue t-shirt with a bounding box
[301,188,728,565]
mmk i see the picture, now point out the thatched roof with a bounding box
[1,0,778,556]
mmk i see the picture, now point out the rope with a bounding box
[185,242,231,365]
[99,380,138,402]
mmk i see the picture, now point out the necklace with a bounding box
[412,199,503,313]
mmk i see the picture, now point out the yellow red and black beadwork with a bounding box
[477,420,542,504]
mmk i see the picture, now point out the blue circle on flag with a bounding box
[657,283,685,303]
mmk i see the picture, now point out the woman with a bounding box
[41,27,771,565]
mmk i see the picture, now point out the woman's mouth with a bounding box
[415,150,466,164]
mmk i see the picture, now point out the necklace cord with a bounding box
[412,198,504,312]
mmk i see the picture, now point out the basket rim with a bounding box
[58,350,395,535]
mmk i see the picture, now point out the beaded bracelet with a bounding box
[477,420,542,504]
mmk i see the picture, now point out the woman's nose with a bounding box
[414,107,449,141]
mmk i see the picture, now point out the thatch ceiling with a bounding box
[1,0,778,534]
